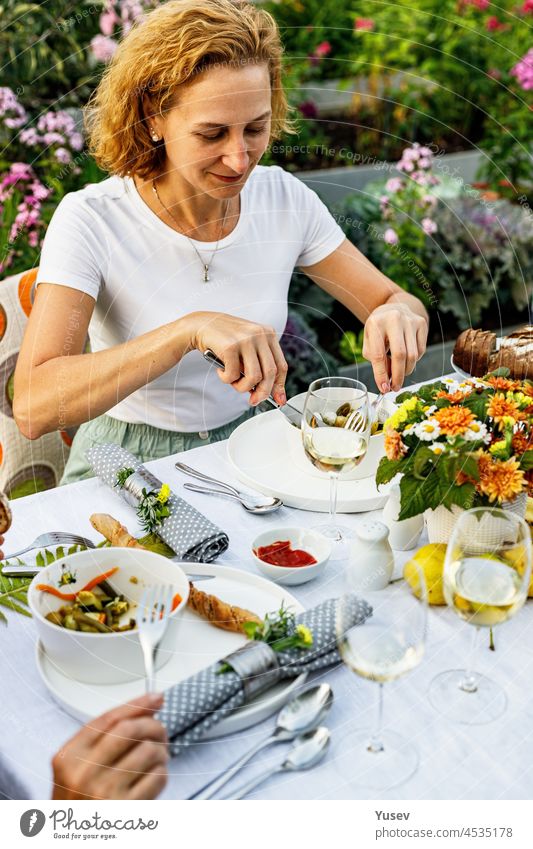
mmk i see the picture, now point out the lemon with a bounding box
[403,543,447,605]
[503,544,533,597]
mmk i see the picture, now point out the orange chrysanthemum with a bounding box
[487,393,522,426]
[522,382,533,399]
[433,406,475,435]
[436,390,465,404]
[486,376,521,392]
[477,454,525,503]
[512,430,533,457]
[384,428,407,461]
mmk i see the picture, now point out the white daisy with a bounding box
[424,405,437,417]
[463,421,489,442]
[414,418,441,441]
[429,443,446,455]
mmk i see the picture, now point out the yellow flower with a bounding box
[157,483,171,504]
[296,624,313,646]
[384,396,420,431]
[487,393,522,429]
[489,440,506,456]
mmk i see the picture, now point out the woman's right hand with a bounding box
[188,311,288,407]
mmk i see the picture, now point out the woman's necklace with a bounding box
[151,178,230,283]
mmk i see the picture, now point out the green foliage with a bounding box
[0,1,103,111]
[0,544,86,624]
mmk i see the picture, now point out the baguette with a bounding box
[89,513,261,634]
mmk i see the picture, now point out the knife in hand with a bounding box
[202,348,302,428]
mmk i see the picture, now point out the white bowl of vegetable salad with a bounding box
[28,547,190,684]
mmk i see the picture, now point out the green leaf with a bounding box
[398,475,428,520]
[0,609,6,625]
[56,546,65,560]
[376,456,403,486]
[521,451,533,471]
[35,551,45,567]
[463,392,489,420]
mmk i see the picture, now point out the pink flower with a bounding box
[422,193,438,207]
[422,217,438,235]
[99,9,118,36]
[314,41,331,57]
[384,228,399,245]
[55,147,71,164]
[524,0,533,11]
[487,68,502,79]
[511,48,533,90]
[298,100,318,119]
[354,18,374,31]
[398,159,414,172]
[385,177,403,193]
[486,16,505,30]
[70,132,84,151]
[28,230,40,248]
[379,194,390,205]
[464,0,490,8]
[91,34,118,63]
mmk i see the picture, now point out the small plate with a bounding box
[35,563,307,739]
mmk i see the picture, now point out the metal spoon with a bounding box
[221,726,331,800]
[188,683,333,800]
[175,461,283,513]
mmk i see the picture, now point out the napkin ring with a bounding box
[121,468,162,508]
[223,641,281,700]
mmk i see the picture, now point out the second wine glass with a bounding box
[301,377,370,553]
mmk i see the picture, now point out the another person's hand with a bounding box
[362,303,428,393]
[52,693,169,800]
[189,311,288,407]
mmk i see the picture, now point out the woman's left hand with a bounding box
[362,303,428,393]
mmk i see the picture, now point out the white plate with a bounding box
[227,402,392,513]
[36,563,307,739]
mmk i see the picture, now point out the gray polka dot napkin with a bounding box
[158,596,371,754]
[86,444,229,562]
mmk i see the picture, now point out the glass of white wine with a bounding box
[335,567,428,790]
[301,377,370,553]
[428,506,532,725]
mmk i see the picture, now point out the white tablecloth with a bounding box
[2,438,533,801]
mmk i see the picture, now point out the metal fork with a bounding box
[3,532,96,561]
[137,584,174,693]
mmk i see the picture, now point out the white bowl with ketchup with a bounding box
[251,527,332,586]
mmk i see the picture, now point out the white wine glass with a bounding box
[301,377,370,555]
[335,566,428,790]
[428,507,532,725]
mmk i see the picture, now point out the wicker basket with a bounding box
[424,493,528,544]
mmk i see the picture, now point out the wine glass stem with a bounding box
[328,472,339,535]
[367,682,385,753]
[460,627,480,693]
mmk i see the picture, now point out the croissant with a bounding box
[89,513,261,634]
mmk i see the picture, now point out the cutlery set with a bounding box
[189,683,333,800]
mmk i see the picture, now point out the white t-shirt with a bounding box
[35,164,345,431]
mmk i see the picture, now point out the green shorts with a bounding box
[59,408,256,486]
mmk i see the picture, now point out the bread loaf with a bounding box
[454,326,533,379]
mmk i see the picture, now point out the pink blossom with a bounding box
[411,171,429,186]
[28,230,40,248]
[43,131,64,145]
[464,0,490,8]
[384,228,399,245]
[314,41,331,57]
[398,158,414,172]
[99,9,118,36]
[91,34,118,63]
[487,68,502,79]
[418,146,433,157]
[55,147,72,164]
[19,127,40,146]
[385,177,403,193]
[486,16,505,30]
[418,157,431,168]
[422,217,438,235]
[422,193,437,207]
[379,194,390,205]
[70,132,84,151]
[354,18,374,31]
[511,48,533,90]
[524,0,533,11]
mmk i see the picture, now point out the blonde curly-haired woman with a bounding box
[14,0,428,485]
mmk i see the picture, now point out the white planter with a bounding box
[424,493,528,545]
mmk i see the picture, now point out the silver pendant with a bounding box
[203,265,209,283]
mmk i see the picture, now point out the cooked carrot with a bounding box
[171,593,182,611]
[36,584,76,601]
[80,567,119,593]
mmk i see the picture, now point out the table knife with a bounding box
[0,562,215,581]
[202,349,302,428]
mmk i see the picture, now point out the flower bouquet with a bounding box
[376,371,533,540]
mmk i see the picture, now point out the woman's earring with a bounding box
[150,126,159,142]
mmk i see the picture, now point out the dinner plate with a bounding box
[227,398,392,513]
[36,563,307,739]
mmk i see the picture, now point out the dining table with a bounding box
[2,384,533,802]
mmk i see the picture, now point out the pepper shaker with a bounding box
[346,520,394,591]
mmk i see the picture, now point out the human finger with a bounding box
[91,717,168,767]
[404,325,419,376]
[230,339,263,395]
[115,739,169,784]
[74,694,164,748]
[127,766,169,800]
[249,339,278,405]
[267,335,288,406]
[387,320,407,391]
[362,322,391,393]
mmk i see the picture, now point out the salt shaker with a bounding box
[346,520,394,591]
[382,483,424,551]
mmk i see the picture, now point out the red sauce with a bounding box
[255,540,317,568]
